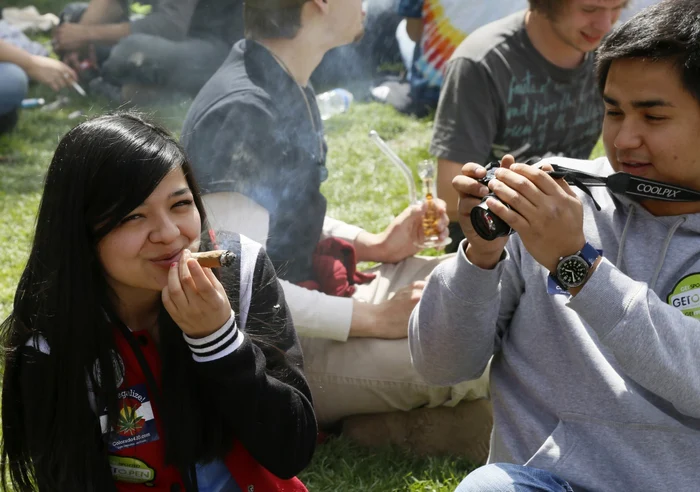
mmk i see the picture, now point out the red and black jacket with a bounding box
[18,233,317,491]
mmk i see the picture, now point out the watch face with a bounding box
[556,256,589,288]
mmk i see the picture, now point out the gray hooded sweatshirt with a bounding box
[409,156,700,491]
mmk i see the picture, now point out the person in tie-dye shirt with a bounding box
[374,0,526,115]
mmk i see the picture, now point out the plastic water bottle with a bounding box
[316,89,354,121]
[21,98,45,109]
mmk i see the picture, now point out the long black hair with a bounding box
[1,113,239,490]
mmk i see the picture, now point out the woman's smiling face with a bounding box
[97,167,201,302]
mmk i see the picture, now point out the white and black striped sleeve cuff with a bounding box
[182,310,243,362]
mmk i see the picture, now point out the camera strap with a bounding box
[548,165,700,208]
[606,173,700,202]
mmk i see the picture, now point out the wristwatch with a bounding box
[549,242,601,291]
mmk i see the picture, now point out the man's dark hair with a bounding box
[244,2,309,40]
[528,0,566,20]
[597,0,700,102]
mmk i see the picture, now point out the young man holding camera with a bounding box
[410,0,700,488]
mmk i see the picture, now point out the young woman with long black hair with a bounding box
[0,112,317,491]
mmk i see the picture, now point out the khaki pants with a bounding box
[300,254,490,426]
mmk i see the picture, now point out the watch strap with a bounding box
[547,243,603,295]
[548,271,568,293]
[578,242,601,267]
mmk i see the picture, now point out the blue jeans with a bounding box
[455,464,574,492]
[0,62,28,115]
[0,62,28,134]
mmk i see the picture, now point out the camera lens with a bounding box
[470,197,513,241]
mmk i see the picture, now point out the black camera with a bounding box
[470,162,513,241]
[469,162,609,241]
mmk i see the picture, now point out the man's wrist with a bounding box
[354,230,385,263]
[349,300,379,337]
[83,25,96,42]
[548,242,602,296]
[85,24,107,43]
[465,242,505,270]
[545,240,587,274]
[21,55,40,74]
[83,23,130,44]
[568,256,603,296]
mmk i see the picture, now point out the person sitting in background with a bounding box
[52,0,244,103]
[373,0,526,117]
[432,0,627,252]
[0,39,77,135]
[182,0,491,461]
[0,112,316,490]
[411,0,700,489]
